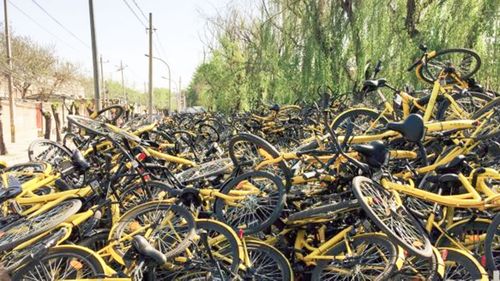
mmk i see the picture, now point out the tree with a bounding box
[0,32,56,99]
[188,0,500,112]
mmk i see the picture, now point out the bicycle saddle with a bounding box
[352,141,388,168]
[362,78,387,92]
[132,235,167,264]
[71,150,90,171]
[0,176,22,203]
[386,114,425,143]
[269,104,280,111]
[435,155,466,174]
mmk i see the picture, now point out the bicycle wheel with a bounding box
[175,158,233,184]
[287,200,359,223]
[119,180,173,210]
[331,108,388,136]
[67,115,108,136]
[244,240,293,281]
[214,171,286,235]
[436,91,491,120]
[62,132,84,151]
[2,162,50,185]
[228,133,291,188]
[390,246,444,281]
[157,219,242,280]
[197,123,220,143]
[311,233,399,281]
[416,48,481,84]
[485,213,500,274]
[109,201,196,264]
[0,199,81,252]
[11,245,105,280]
[28,139,71,170]
[471,96,500,141]
[352,176,432,258]
[440,247,488,281]
[1,228,67,273]
[92,104,124,123]
[435,217,490,260]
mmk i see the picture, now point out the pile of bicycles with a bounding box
[0,46,497,281]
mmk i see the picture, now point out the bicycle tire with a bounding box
[287,200,359,223]
[175,157,233,184]
[416,48,481,84]
[390,246,443,281]
[228,133,291,188]
[311,233,399,281]
[109,201,196,264]
[28,139,71,169]
[119,180,173,210]
[92,105,124,123]
[352,176,432,258]
[157,219,242,280]
[436,91,491,121]
[435,217,490,257]
[331,108,389,136]
[214,171,286,235]
[0,199,82,252]
[245,239,293,281]
[440,247,488,281]
[485,213,500,274]
[12,245,105,280]
[469,96,500,141]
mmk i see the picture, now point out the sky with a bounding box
[0,0,242,93]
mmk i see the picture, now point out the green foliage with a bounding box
[188,0,500,113]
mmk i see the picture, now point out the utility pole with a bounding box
[147,13,153,116]
[3,0,15,143]
[88,0,100,111]
[178,76,182,111]
[99,55,106,107]
[116,61,127,102]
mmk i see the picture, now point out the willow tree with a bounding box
[188,0,500,112]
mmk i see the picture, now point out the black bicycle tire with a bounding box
[417,48,482,84]
[245,239,293,281]
[436,91,492,121]
[331,108,389,135]
[0,199,82,252]
[93,105,124,123]
[110,201,196,260]
[12,245,105,280]
[157,219,242,280]
[352,176,432,258]
[228,133,291,188]
[28,139,72,165]
[214,171,286,235]
[435,218,491,250]
[311,233,398,281]
[287,200,359,222]
[485,213,500,274]
[440,247,488,280]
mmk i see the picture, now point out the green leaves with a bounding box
[188,0,499,112]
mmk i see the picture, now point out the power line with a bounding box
[121,0,146,28]
[153,30,168,60]
[31,0,90,49]
[131,0,148,22]
[7,0,82,53]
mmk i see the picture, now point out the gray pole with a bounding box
[99,55,105,107]
[146,55,171,112]
[147,13,153,116]
[88,0,100,111]
[120,60,126,102]
[3,0,15,143]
